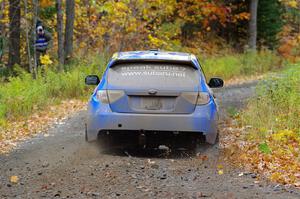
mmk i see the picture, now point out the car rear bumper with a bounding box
[86,101,218,144]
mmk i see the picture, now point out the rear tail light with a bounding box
[196,92,210,105]
[96,90,109,104]
[181,92,198,104]
[96,90,124,104]
[107,90,125,103]
[182,92,210,105]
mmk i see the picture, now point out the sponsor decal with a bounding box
[119,65,186,78]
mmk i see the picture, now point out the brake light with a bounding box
[196,92,210,105]
[181,92,198,104]
[107,90,125,103]
[96,90,109,104]
[181,92,210,105]
[96,90,125,104]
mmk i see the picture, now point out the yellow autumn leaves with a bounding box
[10,175,19,183]
[40,54,53,66]
[271,129,299,143]
[40,0,53,8]
[279,0,299,8]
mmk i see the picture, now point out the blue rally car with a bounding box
[85,50,223,149]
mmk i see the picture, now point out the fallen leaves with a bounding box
[217,164,224,175]
[147,159,156,165]
[196,154,209,161]
[10,175,19,183]
[218,170,224,175]
[221,118,300,188]
[0,99,86,154]
[224,75,265,87]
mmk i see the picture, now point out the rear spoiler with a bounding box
[108,59,198,69]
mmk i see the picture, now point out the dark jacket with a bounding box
[35,30,52,52]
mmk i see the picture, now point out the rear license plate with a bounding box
[141,97,162,110]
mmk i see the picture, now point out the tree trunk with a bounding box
[248,0,259,50]
[84,0,91,54]
[8,0,21,68]
[23,0,33,74]
[0,0,5,63]
[0,1,4,33]
[56,0,64,69]
[64,0,75,62]
[32,0,38,78]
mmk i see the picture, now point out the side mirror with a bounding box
[208,78,224,88]
[85,75,100,85]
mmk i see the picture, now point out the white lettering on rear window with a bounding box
[119,65,186,77]
[121,71,186,77]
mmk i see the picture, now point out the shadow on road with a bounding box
[94,140,217,159]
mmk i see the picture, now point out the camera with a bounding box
[37,26,44,33]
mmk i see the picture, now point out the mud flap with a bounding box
[205,132,218,144]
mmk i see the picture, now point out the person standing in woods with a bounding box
[34,21,52,67]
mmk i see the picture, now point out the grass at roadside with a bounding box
[0,51,285,127]
[201,50,282,80]
[242,64,299,137]
[0,55,106,127]
[224,64,300,187]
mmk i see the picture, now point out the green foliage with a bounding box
[0,55,105,125]
[201,50,281,80]
[258,0,284,49]
[227,106,239,118]
[241,64,300,139]
[0,66,10,80]
[40,6,57,20]
[0,35,8,64]
[0,36,4,59]
[258,142,271,154]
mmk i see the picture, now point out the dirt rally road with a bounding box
[1,82,299,199]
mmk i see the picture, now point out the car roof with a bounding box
[115,51,191,61]
[108,50,199,69]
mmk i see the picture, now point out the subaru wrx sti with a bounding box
[85,50,223,149]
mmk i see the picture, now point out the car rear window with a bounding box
[107,62,200,90]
